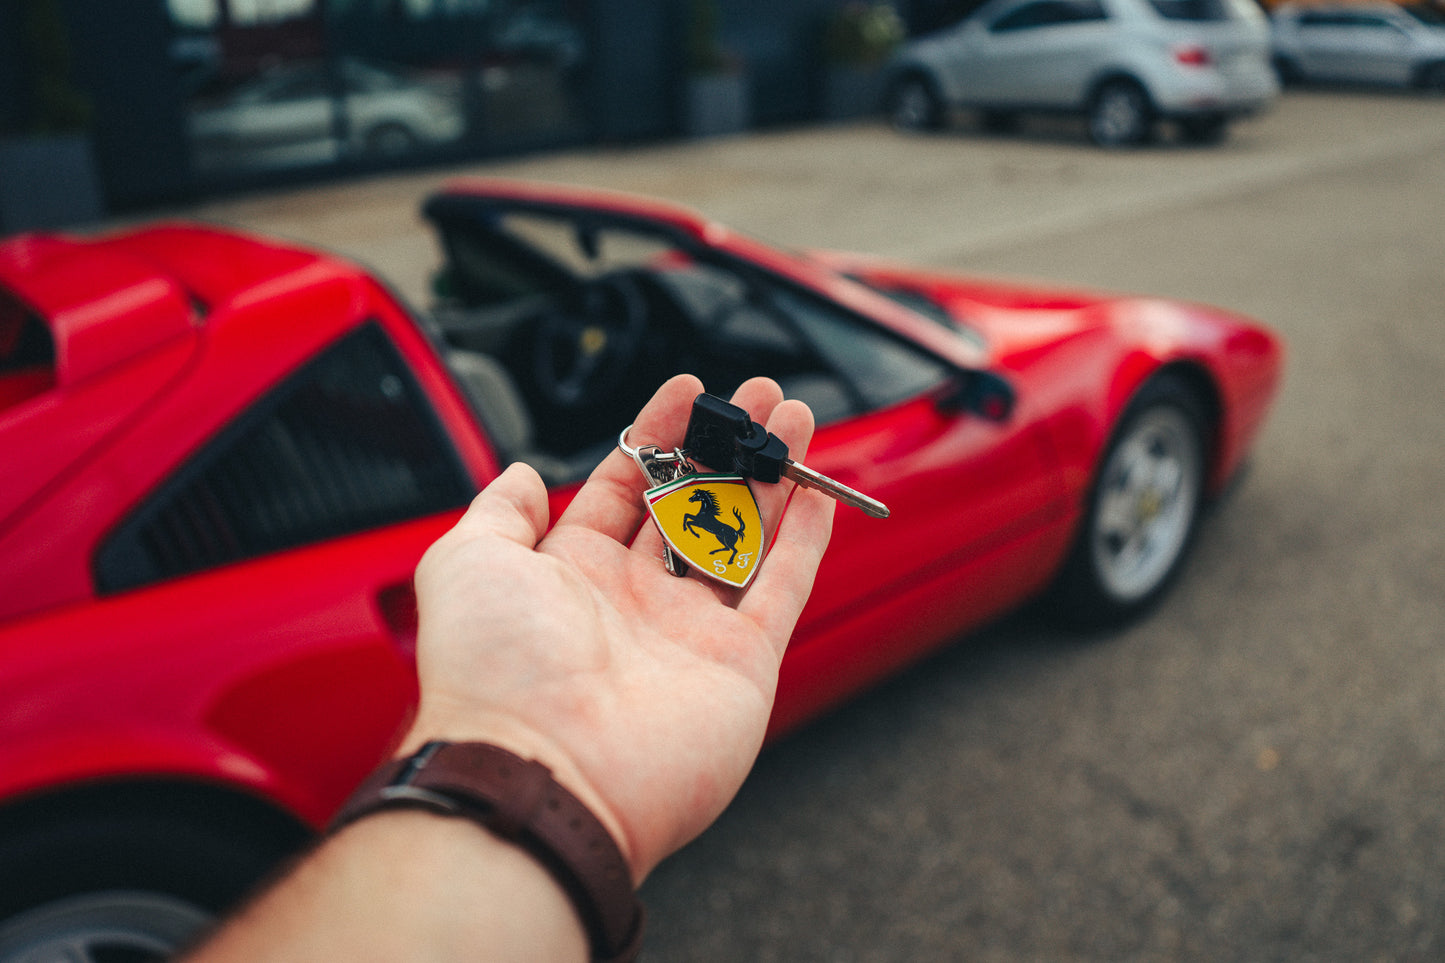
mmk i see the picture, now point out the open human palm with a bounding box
[402,374,836,880]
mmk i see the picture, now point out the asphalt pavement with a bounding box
[185,89,1445,962]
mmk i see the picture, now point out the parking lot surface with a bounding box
[191,89,1445,962]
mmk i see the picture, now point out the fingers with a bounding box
[556,374,704,543]
[416,463,551,606]
[735,389,833,650]
[749,393,811,534]
[554,373,828,630]
[449,462,551,549]
[724,377,787,449]
[627,377,787,562]
[738,486,835,655]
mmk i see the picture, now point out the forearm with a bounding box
[185,809,588,963]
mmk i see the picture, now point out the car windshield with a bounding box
[843,273,989,353]
[1146,0,1232,20]
[424,197,952,458]
[1404,3,1445,25]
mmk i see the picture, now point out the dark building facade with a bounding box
[1,0,919,231]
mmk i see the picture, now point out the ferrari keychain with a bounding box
[619,392,889,588]
[620,427,764,588]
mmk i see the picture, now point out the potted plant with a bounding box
[683,0,750,138]
[0,0,104,233]
[819,2,905,121]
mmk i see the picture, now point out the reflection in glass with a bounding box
[169,0,588,180]
[188,58,464,173]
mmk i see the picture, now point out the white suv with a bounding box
[1271,2,1445,90]
[886,0,1278,146]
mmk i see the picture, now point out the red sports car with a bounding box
[0,179,1282,959]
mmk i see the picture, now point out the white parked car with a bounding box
[190,58,465,172]
[1271,1,1445,90]
[886,0,1279,146]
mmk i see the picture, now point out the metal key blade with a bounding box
[780,461,890,519]
[680,393,889,518]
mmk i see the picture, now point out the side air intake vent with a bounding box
[96,324,472,592]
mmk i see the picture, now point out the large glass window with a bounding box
[167,0,587,180]
[170,0,319,30]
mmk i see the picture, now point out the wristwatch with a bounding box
[332,741,645,963]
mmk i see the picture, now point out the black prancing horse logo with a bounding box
[682,487,747,565]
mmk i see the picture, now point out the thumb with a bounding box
[451,462,552,550]
[416,464,551,597]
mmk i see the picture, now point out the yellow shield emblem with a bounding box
[646,474,764,588]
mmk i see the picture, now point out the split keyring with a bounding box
[618,425,691,472]
[616,424,644,460]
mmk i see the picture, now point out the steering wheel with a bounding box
[532,271,650,410]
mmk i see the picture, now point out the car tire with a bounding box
[0,891,211,963]
[979,110,1020,135]
[1272,55,1302,86]
[1415,61,1445,92]
[1047,374,1209,629]
[1178,114,1228,145]
[0,796,306,963]
[365,122,419,158]
[1087,79,1154,147]
[887,74,945,131]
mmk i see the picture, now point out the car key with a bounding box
[683,393,890,519]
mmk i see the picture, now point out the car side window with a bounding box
[1352,14,1395,29]
[273,65,341,101]
[1145,0,1230,21]
[94,323,474,593]
[1406,4,1445,25]
[1298,10,1389,29]
[990,0,1106,32]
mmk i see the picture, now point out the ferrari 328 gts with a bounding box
[0,178,1282,959]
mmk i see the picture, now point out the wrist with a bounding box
[399,703,638,874]
[334,741,645,963]
[341,810,591,961]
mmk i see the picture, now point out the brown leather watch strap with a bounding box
[332,741,644,963]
